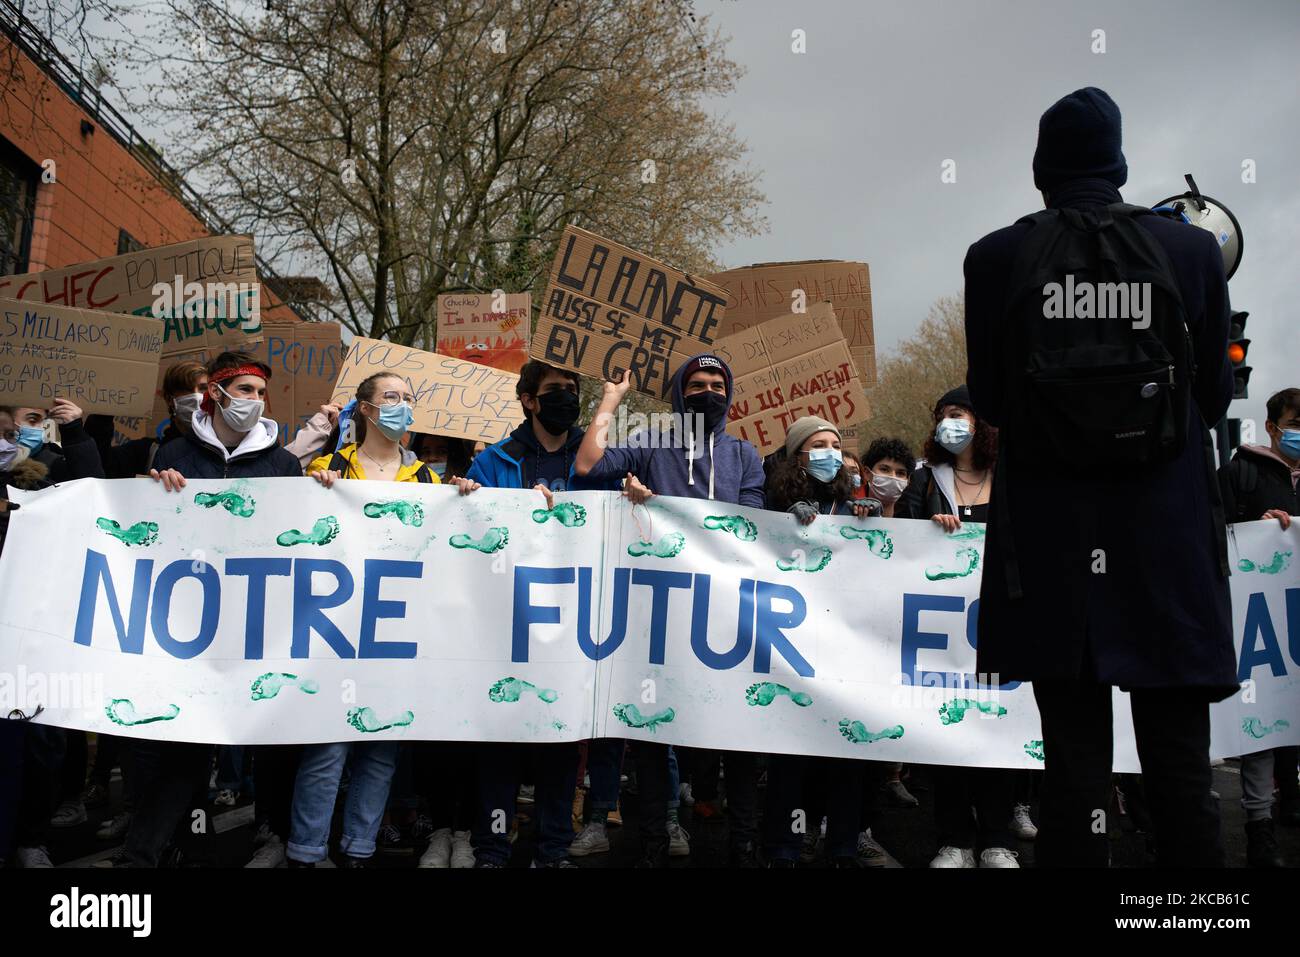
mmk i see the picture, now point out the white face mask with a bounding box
[216,383,265,433]
[870,471,908,503]
[172,392,203,432]
[935,417,974,454]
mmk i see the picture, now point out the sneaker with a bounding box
[531,857,578,868]
[518,784,536,805]
[52,800,87,828]
[83,783,110,809]
[418,828,453,868]
[606,805,623,828]
[252,820,273,847]
[214,789,238,807]
[1245,819,1286,868]
[667,820,690,857]
[679,782,695,806]
[92,848,131,868]
[979,847,1020,868]
[450,829,475,868]
[376,822,404,850]
[881,779,920,808]
[409,814,436,843]
[929,845,976,868]
[246,835,287,868]
[1011,804,1038,840]
[96,811,132,842]
[856,829,903,869]
[17,845,53,867]
[569,821,610,857]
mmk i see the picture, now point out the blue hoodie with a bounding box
[468,420,620,492]
[585,353,766,508]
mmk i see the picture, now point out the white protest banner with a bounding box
[0,236,262,356]
[0,479,1295,769]
[331,337,523,444]
[0,298,163,416]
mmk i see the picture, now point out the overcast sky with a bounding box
[696,0,1299,435]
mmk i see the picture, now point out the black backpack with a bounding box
[1002,203,1196,468]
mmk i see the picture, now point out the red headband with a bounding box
[200,364,270,415]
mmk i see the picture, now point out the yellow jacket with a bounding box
[307,443,441,484]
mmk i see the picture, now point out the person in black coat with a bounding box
[1218,386,1300,866]
[10,400,104,485]
[964,88,1235,867]
[85,358,209,479]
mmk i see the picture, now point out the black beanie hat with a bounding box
[934,384,973,416]
[1032,87,1127,192]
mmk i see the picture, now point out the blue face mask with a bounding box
[935,417,974,454]
[373,402,414,441]
[1280,428,1300,460]
[17,425,45,454]
[850,472,862,489]
[429,460,447,479]
[805,447,843,484]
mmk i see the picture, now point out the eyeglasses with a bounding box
[374,390,416,407]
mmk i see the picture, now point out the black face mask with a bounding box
[535,389,580,435]
[684,390,728,431]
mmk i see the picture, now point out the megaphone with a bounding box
[1151,173,1244,280]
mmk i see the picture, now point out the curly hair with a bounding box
[863,437,916,473]
[922,408,998,471]
[765,449,855,512]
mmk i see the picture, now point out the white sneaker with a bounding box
[214,789,238,807]
[450,829,475,868]
[569,821,610,857]
[52,800,87,828]
[856,829,903,869]
[252,821,273,847]
[17,845,53,868]
[929,845,976,868]
[979,847,1020,868]
[96,811,131,841]
[667,820,690,857]
[679,782,695,806]
[418,828,453,868]
[1011,804,1038,840]
[245,835,286,868]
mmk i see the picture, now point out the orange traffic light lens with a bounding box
[1228,343,1246,364]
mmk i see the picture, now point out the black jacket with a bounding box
[1219,445,1300,521]
[86,414,183,479]
[152,431,302,479]
[965,178,1237,699]
[31,419,105,484]
[0,456,52,556]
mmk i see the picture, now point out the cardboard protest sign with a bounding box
[436,292,529,375]
[112,320,343,446]
[332,337,523,443]
[713,302,871,456]
[707,260,876,385]
[531,226,728,401]
[0,236,263,357]
[0,298,162,416]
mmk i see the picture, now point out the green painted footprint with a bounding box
[1237,551,1292,575]
[938,697,1008,725]
[948,524,987,541]
[702,514,757,542]
[449,527,509,554]
[776,546,832,572]
[532,502,587,527]
[613,702,676,730]
[745,681,813,707]
[250,672,320,701]
[627,532,686,558]
[839,525,894,558]
[105,698,179,726]
[1024,740,1045,762]
[276,516,341,546]
[838,719,904,744]
[925,546,981,581]
[346,706,415,733]
[96,518,158,547]
[194,490,256,517]
[1242,717,1291,739]
[488,677,559,704]
[363,500,424,527]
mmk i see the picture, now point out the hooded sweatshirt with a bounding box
[467,420,619,492]
[152,412,302,479]
[585,353,766,508]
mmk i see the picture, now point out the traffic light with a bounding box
[1228,310,1251,399]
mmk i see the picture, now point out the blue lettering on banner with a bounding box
[358,559,421,659]
[1238,590,1288,680]
[226,558,292,659]
[900,592,1020,691]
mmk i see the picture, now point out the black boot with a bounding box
[1245,819,1285,868]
